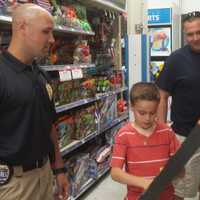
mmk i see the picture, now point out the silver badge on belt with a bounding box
[0,164,13,185]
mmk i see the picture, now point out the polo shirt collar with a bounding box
[2,51,35,73]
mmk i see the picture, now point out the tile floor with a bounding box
[81,174,126,200]
[81,173,198,200]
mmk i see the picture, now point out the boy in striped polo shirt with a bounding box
[110,82,180,200]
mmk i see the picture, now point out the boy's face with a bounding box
[132,100,158,130]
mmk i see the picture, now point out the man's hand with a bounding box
[56,173,69,200]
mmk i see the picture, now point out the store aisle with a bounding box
[81,174,126,200]
[81,174,199,200]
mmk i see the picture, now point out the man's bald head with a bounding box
[8,3,55,63]
[12,3,53,30]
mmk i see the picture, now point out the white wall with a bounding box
[181,0,200,13]
[147,0,180,8]
[148,0,200,14]
[127,0,146,34]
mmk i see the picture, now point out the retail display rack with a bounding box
[147,5,180,81]
[0,0,128,199]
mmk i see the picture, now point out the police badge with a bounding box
[0,164,13,185]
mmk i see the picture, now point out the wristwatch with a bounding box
[53,167,67,175]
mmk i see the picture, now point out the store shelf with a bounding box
[70,166,110,200]
[100,113,129,133]
[0,15,12,24]
[65,116,129,200]
[41,64,96,71]
[96,87,128,100]
[56,87,128,113]
[61,113,128,156]
[56,98,97,113]
[79,0,126,13]
[61,131,98,156]
[54,26,95,36]
[0,15,95,35]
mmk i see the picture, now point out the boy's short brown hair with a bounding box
[130,82,160,105]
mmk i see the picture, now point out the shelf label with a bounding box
[72,68,83,79]
[59,69,72,82]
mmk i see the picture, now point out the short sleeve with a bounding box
[168,130,180,156]
[156,53,180,94]
[110,130,127,168]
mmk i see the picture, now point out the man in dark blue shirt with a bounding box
[0,3,68,200]
[156,11,200,200]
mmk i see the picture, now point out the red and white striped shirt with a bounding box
[110,122,180,200]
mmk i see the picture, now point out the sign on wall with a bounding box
[148,8,172,25]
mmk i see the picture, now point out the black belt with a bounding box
[21,156,48,172]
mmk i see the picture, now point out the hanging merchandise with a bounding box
[0,0,31,15]
[34,0,52,13]
[73,39,91,64]
[74,4,92,31]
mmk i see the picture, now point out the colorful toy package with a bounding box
[73,40,91,64]
[72,105,97,139]
[96,76,112,93]
[81,78,96,98]
[98,95,117,128]
[110,70,123,89]
[55,115,75,149]
[65,153,90,197]
[117,99,128,116]
[51,79,73,106]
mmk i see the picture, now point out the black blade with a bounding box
[139,124,200,200]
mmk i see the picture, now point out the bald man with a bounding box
[0,4,69,200]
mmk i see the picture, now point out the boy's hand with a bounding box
[143,179,153,190]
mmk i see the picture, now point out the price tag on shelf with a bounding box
[72,68,83,79]
[59,69,72,82]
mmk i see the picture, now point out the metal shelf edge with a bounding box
[56,87,128,113]
[56,98,97,113]
[54,26,95,35]
[71,166,110,200]
[61,131,98,156]
[0,16,95,35]
[41,64,96,71]
[0,15,12,23]
[90,0,126,13]
[61,114,128,156]
[100,113,129,133]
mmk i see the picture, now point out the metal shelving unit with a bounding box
[56,87,128,113]
[79,0,126,13]
[70,166,110,200]
[54,26,95,36]
[41,64,96,71]
[0,15,12,23]
[0,15,95,35]
[61,113,128,156]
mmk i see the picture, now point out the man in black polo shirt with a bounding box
[156,11,200,200]
[0,3,68,200]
